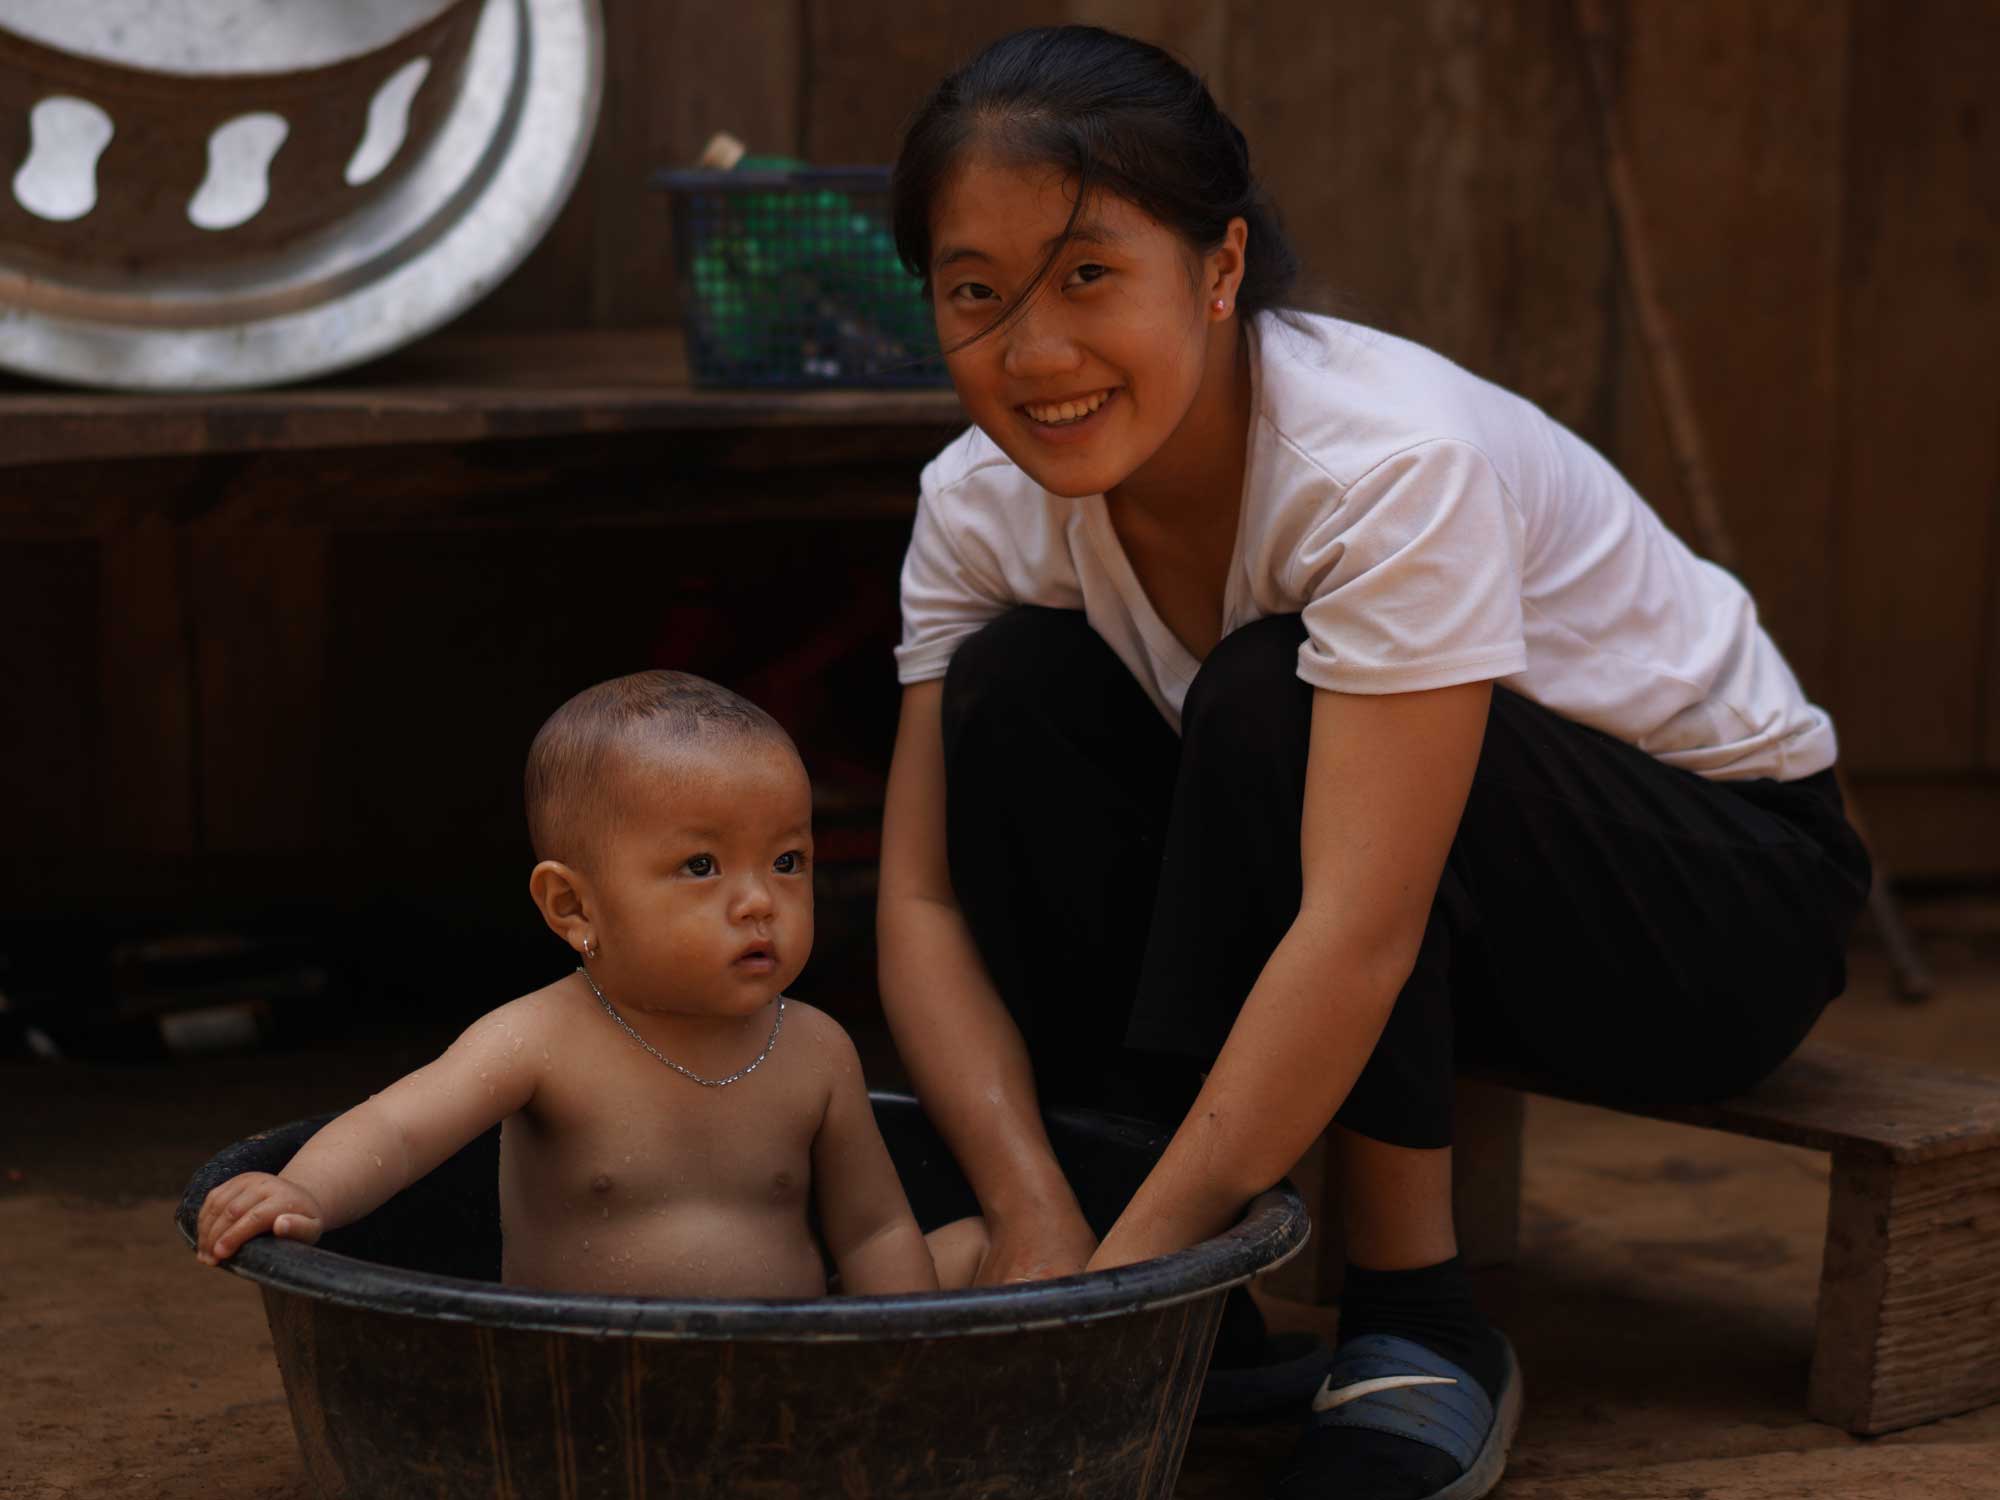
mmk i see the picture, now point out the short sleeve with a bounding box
[1293,438,1528,694]
[894,480,1012,684]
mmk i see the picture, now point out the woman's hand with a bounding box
[1085,1128,1251,1274]
[976,1197,1100,1284]
[196,1172,325,1265]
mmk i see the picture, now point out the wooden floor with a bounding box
[7,927,2000,1499]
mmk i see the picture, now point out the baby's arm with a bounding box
[811,1020,939,1296]
[197,997,550,1265]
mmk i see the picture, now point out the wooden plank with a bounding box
[1453,1079,1525,1270]
[456,0,804,334]
[1595,0,1849,697]
[1225,0,1615,429]
[1226,2,1474,341]
[1846,776,2000,881]
[576,0,803,330]
[1603,295,1693,545]
[1834,0,2000,773]
[318,516,912,864]
[96,523,197,855]
[1065,1,1228,100]
[1462,0,1616,437]
[190,531,329,856]
[174,431,951,532]
[801,4,1067,166]
[1990,428,2000,774]
[0,538,99,852]
[1473,1042,2000,1166]
[0,333,963,469]
[0,429,958,546]
[1811,1148,2000,1433]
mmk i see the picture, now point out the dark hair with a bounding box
[891,25,1299,339]
[524,670,796,865]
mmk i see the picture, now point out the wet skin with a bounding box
[200,737,939,1299]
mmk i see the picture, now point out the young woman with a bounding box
[874,26,1870,1500]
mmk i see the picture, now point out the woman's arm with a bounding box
[197,998,547,1263]
[1087,680,1492,1268]
[877,680,1098,1282]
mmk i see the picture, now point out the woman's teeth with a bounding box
[1025,390,1110,425]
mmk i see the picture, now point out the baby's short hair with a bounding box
[524,670,795,865]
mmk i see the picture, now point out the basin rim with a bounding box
[175,1093,1311,1341]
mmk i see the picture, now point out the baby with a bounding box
[196,670,986,1297]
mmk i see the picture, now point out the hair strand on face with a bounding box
[892,25,1300,351]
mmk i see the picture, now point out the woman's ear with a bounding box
[529,860,592,957]
[1206,215,1250,313]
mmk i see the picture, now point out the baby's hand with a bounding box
[196,1172,325,1265]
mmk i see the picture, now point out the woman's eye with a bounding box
[683,855,715,877]
[1065,263,1108,288]
[949,281,995,304]
[774,851,806,875]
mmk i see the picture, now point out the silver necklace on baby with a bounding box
[578,964,784,1088]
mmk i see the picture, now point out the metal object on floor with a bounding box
[0,0,603,390]
[177,1094,1308,1499]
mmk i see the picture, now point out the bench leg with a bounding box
[1453,1080,1525,1271]
[1811,1145,2000,1433]
[1257,1081,1526,1307]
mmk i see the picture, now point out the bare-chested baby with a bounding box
[195,670,989,1297]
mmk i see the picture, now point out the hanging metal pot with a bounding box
[0,0,603,390]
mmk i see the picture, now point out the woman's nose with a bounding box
[1000,296,1082,379]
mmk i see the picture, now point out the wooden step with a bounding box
[1263,1042,2000,1435]
[1471,1042,2000,1165]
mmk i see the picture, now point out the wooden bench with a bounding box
[1261,1042,2000,1435]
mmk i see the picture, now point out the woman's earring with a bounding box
[583,936,598,961]
[1213,297,1229,315]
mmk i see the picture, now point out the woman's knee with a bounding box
[1181,614,1312,749]
[940,608,1104,736]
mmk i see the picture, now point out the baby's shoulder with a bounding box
[772,999,872,1091]
[776,998,859,1058]
[452,979,572,1054]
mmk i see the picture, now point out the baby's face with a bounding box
[584,735,814,1019]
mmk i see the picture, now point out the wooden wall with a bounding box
[465,0,2000,874]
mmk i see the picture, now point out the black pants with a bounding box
[940,609,1873,1150]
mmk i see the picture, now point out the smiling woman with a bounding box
[873,23,1872,1500]
[923,164,1245,524]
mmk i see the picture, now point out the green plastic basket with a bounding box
[654,166,947,388]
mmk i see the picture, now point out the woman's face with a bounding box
[927,152,1241,500]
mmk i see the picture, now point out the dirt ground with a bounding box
[8,925,2000,1499]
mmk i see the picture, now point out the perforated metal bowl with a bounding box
[0,0,602,390]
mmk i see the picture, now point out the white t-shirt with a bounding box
[896,313,1837,782]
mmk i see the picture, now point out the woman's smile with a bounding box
[1020,387,1119,442]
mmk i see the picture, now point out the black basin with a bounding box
[177,1092,1308,1499]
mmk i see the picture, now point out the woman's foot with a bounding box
[1267,1257,1518,1500]
[1267,1331,1520,1500]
